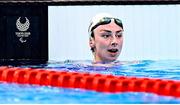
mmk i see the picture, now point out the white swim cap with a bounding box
[88,13,123,37]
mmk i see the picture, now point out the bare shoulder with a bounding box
[120,60,141,65]
[91,60,137,67]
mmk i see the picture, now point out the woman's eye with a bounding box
[102,35,109,38]
[116,34,122,38]
[102,34,111,38]
[116,32,123,38]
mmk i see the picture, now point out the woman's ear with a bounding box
[89,37,95,49]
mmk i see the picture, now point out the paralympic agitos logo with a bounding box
[15,17,31,43]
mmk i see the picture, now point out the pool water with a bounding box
[1,60,180,103]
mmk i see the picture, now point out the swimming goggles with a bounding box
[90,17,123,32]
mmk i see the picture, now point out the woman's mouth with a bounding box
[107,49,118,53]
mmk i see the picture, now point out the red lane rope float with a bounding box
[0,66,180,97]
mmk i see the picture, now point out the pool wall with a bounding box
[49,5,180,61]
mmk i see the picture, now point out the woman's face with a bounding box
[89,20,123,63]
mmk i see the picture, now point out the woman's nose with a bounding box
[111,36,118,46]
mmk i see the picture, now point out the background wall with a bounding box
[48,5,180,61]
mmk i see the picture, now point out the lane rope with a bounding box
[0,66,180,97]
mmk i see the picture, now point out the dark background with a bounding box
[0,4,48,65]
